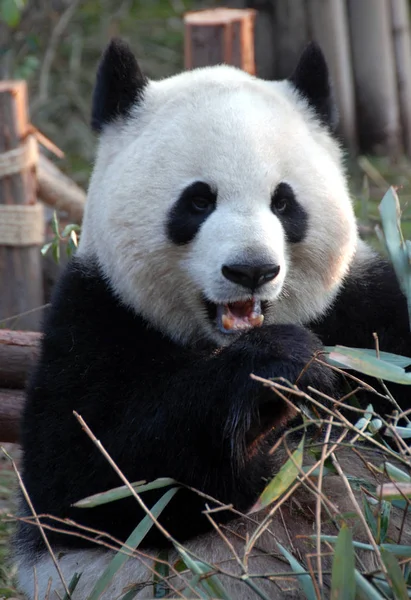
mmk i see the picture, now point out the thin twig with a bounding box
[1,447,72,599]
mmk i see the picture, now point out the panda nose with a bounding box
[222,264,280,291]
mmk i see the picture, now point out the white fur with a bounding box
[78,65,358,345]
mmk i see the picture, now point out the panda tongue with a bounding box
[218,299,264,332]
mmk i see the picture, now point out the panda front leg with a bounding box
[15,320,335,600]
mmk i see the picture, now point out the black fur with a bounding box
[290,42,338,129]
[91,39,147,133]
[166,181,217,245]
[271,183,309,243]
[16,258,334,557]
[313,259,411,417]
[16,255,411,558]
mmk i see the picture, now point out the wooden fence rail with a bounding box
[0,330,41,442]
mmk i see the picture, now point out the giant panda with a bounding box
[14,39,411,599]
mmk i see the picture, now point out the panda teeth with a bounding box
[217,299,264,334]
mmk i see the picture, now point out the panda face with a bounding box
[79,43,358,346]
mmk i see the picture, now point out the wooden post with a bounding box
[390,0,411,156]
[184,8,256,74]
[0,81,44,330]
[348,0,402,157]
[271,0,309,80]
[307,0,358,155]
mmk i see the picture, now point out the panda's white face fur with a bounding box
[79,43,358,346]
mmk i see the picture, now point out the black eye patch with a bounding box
[271,183,308,244]
[166,181,217,245]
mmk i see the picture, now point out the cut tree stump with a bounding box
[184,7,256,73]
[0,81,44,330]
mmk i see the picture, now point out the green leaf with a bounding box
[87,487,178,600]
[354,571,386,600]
[380,547,408,599]
[324,347,411,370]
[153,549,169,598]
[175,545,231,600]
[378,501,391,545]
[277,542,317,600]
[308,536,411,557]
[385,426,411,439]
[119,585,140,599]
[376,482,411,501]
[62,572,82,599]
[0,0,21,27]
[250,436,304,513]
[330,525,355,600]
[325,346,411,385]
[52,241,60,264]
[362,495,377,538]
[51,211,59,236]
[379,187,411,330]
[73,477,177,508]
[377,462,411,483]
[61,224,81,238]
[40,242,52,256]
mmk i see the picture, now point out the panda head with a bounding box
[79,39,358,346]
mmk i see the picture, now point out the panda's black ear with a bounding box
[91,39,147,133]
[290,42,338,129]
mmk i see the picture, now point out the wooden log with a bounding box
[37,153,85,223]
[0,388,25,443]
[307,0,358,155]
[184,8,256,74]
[0,80,44,330]
[390,0,411,156]
[226,0,276,79]
[348,0,402,157]
[0,330,41,389]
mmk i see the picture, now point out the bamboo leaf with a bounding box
[62,572,82,599]
[355,571,386,600]
[40,242,52,256]
[153,549,169,598]
[277,542,317,600]
[376,482,411,501]
[51,210,59,236]
[377,462,411,483]
[330,525,355,600]
[308,536,411,557]
[175,545,231,600]
[379,187,411,330]
[326,346,411,384]
[87,487,178,600]
[249,436,304,513]
[73,478,177,508]
[324,347,411,370]
[380,547,408,600]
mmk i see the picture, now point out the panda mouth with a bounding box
[206,298,264,335]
